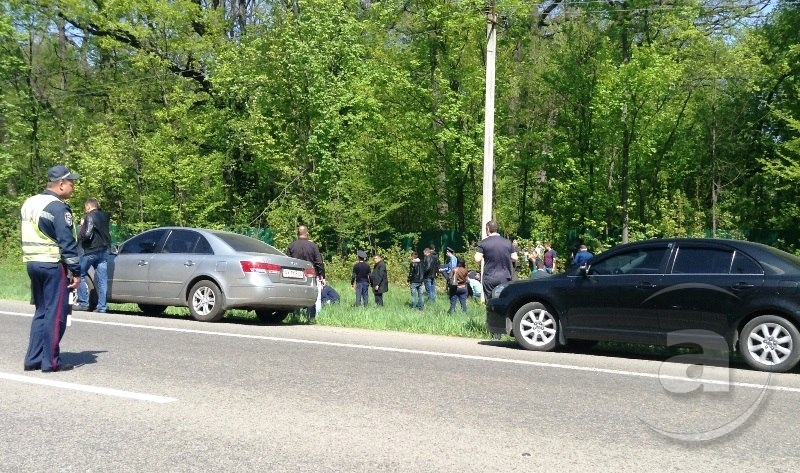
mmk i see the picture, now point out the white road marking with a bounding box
[0,372,176,403]
[3,309,799,394]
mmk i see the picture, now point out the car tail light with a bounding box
[304,268,316,278]
[240,261,281,274]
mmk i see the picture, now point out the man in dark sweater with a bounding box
[75,197,112,313]
[287,225,325,321]
[474,220,518,300]
[351,250,371,307]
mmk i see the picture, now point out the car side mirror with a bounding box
[579,265,589,278]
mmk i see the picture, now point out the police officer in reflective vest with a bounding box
[21,165,82,372]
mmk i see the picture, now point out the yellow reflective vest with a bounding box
[21,193,63,263]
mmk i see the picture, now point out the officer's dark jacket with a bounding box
[351,261,371,285]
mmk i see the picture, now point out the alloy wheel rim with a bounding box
[747,322,793,366]
[192,286,215,316]
[520,308,556,346]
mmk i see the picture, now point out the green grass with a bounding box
[1,260,35,301]
[306,282,490,338]
[1,260,490,338]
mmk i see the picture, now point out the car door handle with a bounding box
[732,282,755,290]
[184,261,195,267]
[137,260,148,267]
[635,283,656,289]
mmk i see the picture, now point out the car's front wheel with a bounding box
[512,302,559,351]
[255,310,289,324]
[739,315,800,372]
[188,280,226,322]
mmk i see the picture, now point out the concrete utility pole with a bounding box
[481,1,497,240]
[479,2,497,303]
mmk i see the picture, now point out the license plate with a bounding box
[282,268,305,279]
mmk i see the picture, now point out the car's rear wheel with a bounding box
[138,304,167,315]
[188,280,226,322]
[512,302,558,351]
[739,315,800,372]
[256,309,289,324]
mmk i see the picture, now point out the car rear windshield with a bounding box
[762,244,800,267]
[212,232,285,256]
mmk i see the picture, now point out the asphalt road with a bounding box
[2,299,800,472]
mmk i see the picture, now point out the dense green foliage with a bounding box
[2,0,799,259]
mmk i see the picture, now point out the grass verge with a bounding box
[0,260,490,338]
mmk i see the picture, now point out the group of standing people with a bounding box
[347,243,485,314]
[274,225,592,324]
[517,240,559,276]
[409,245,486,313]
[350,250,388,307]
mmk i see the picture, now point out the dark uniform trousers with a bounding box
[24,262,71,371]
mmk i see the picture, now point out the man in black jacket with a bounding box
[371,253,388,306]
[422,246,438,302]
[351,250,371,307]
[75,197,112,313]
[287,225,325,321]
[407,251,425,310]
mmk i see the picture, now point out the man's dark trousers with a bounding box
[25,262,70,371]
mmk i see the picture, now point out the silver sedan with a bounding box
[85,227,318,322]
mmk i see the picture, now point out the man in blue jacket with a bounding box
[21,165,82,372]
[572,244,593,267]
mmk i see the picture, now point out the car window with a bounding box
[588,247,668,275]
[163,229,201,254]
[119,229,168,255]
[672,247,733,274]
[195,236,213,255]
[212,231,285,255]
[731,251,763,275]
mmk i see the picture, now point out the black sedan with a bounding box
[486,238,800,372]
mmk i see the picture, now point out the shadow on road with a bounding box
[101,309,309,327]
[61,350,107,368]
[477,339,760,371]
